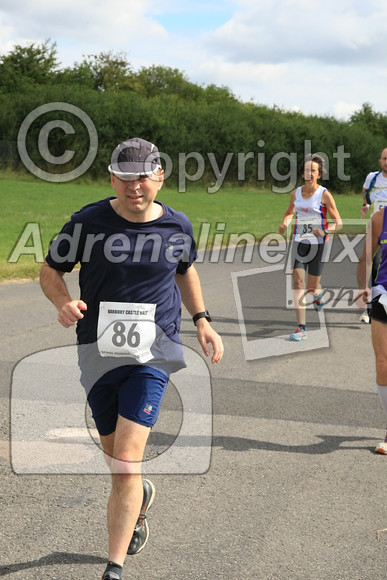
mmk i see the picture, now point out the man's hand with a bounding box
[360,204,370,219]
[58,300,87,328]
[195,319,224,364]
[355,289,370,310]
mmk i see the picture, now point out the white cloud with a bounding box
[196,59,288,86]
[332,102,362,120]
[0,15,16,52]
[0,0,386,118]
[206,0,387,65]
[0,1,168,62]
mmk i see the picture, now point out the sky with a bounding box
[1,0,386,120]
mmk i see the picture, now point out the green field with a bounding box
[0,172,363,282]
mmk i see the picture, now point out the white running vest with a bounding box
[293,185,327,244]
[363,171,387,216]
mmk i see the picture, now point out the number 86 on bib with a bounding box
[97,301,157,364]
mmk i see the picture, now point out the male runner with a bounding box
[359,148,387,323]
[40,138,224,579]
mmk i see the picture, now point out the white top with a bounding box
[293,185,327,244]
[363,171,387,215]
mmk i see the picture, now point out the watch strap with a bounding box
[192,310,212,325]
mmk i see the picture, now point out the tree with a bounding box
[136,65,201,99]
[0,39,58,92]
[55,62,95,88]
[349,102,387,139]
[80,51,135,91]
[202,83,236,103]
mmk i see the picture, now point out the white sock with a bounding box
[376,384,387,416]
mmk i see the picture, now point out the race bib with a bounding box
[373,199,387,213]
[97,301,156,363]
[296,218,319,239]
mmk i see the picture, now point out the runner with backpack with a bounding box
[359,148,387,323]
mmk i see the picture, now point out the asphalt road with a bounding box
[1,241,386,579]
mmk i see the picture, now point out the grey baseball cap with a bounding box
[108,138,162,179]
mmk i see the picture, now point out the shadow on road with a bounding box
[146,432,378,457]
[0,552,106,577]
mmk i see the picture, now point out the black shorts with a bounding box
[292,241,326,277]
[370,296,387,324]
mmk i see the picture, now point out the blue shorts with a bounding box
[87,365,169,436]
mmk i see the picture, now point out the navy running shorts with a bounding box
[292,241,326,276]
[370,296,387,324]
[87,365,169,436]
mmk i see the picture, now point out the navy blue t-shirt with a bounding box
[46,198,197,386]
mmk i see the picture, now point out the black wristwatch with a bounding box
[192,310,212,325]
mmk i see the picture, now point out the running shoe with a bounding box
[375,431,387,454]
[101,571,121,580]
[127,478,156,555]
[375,442,387,454]
[101,562,122,580]
[289,327,307,341]
[359,309,370,324]
[313,292,324,311]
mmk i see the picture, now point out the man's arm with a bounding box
[360,187,370,219]
[175,265,223,364]
[40,261,87,328]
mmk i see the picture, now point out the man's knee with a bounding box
[105,443,145,473]
[111,471,141,491]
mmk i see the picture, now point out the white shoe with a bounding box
[359,310,370,324]
[375,441,387,454]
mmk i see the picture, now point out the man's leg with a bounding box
[100,414,151,566]
[371,318,387,453]
[371,317,387,386]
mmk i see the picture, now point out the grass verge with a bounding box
[0,173,362,282]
